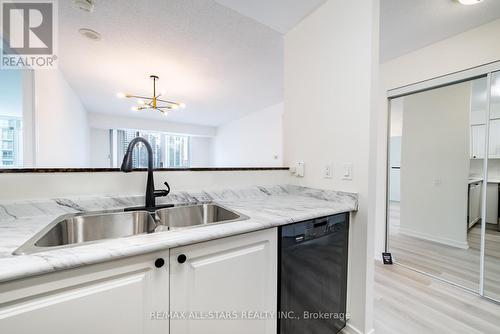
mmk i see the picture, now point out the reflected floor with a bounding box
[389,201,500,301]
[374,261,500,334]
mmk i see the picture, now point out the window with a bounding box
[115,129,190,168]
[0,70,23,168]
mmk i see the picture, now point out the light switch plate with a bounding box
[296,162,305,177]
[324,164,333,179]
[342,163,353,180]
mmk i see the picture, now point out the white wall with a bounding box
[375,18,500,260]
[34,70,90,167]
[88,112,216,137]
[283,1,379,333]
[213,103,283,167]
[89,128,111,167]
[190,136,214,167]
[399,83,470,249]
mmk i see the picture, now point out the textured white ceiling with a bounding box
[380,0,500,62]
[58,0,283,127]
[213,0,328,34]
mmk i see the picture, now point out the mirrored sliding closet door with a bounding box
[484,71,500,301]
[387,77,488,293]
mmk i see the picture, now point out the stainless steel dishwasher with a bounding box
[278,213,349,334]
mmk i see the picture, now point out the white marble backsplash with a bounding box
[0,184,357,284]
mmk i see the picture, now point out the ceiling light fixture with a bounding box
[74,0,95,12]
[117,75,186,115]
[457,0,484,5]
[79,28,101,41]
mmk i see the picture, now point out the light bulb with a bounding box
[162,111,169,116]
[171,104,179,110]
[457,0,483,5]
[131,106,139,111]
[179,103,186,109]
[117,92,126,98]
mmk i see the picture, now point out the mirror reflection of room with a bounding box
[388,77,492,293]
[0,1,284,169]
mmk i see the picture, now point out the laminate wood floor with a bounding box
[388,201,500,301]
[374,262,500,334]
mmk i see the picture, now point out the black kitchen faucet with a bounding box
[120,137,170,210]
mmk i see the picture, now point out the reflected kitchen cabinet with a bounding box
[489,119,500,158]
[470,120,500,159]
[468,182,482,229]
[486,183,499,224]
[471,125,486,159]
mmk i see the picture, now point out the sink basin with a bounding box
[13,203,248,255]
[155,203,248,231]
[13,211,156,255]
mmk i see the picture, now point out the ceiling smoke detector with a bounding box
[79,28,101,41]
[74,0,95,12]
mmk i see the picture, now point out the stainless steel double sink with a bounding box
[13,203,248,255]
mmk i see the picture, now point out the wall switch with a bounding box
[296,162,305,177]
[324,164,333,179]
[342,163,353,180]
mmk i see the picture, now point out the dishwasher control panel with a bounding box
[282,214,348,243]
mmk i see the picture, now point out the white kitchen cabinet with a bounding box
[469,182,482,228]
[471,124,486,159]
[486,183,499,225]
[0,251,169,334]
[489,119,500,158]
[170,228,277,334]
[470,120,500,159]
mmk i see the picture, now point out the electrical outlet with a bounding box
[324,164,333,179]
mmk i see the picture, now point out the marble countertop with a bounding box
[0,185,357,284]
[468,177,500,184]
[469,177,483,184]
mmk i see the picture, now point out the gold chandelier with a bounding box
[117,75,185,115]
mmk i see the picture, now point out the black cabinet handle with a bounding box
[154,258,165,268]
[177,254,187,264]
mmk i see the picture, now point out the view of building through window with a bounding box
[0,71,23,168]
[0,117,22,167]
[116,129,190,168]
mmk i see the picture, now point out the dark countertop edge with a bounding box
[0,167,290,174]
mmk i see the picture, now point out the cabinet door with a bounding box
[0,251,169,334]
[471,124,486,159]
[468,183,482,227]
[170,229,277,334]
[486,183,499,224]
[489,119,500,158]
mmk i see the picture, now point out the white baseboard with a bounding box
[399,227,469,249]
[342,323,375,334]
